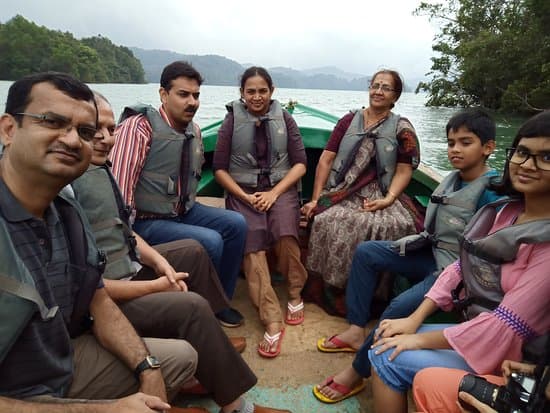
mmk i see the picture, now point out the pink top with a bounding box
[110,106,203,209]
[426,201,550,374]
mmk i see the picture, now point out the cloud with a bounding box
[1,0,436,79]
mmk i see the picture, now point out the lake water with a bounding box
[0,81,525,175]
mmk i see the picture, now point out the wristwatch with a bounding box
[134,355,161,379]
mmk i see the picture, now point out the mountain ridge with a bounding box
[131,47,374,91]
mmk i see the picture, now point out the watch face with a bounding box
[146,355,161,368]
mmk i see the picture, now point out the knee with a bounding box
[185,291,213,314]
[165,340,198,400]
[228,210,247,236]
[200,232,224,258]
[355,241,379,260]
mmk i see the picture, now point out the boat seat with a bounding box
[414,195,430,208]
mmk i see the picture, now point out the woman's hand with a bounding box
[457,391,497,413]
[500,360,536,379]
[253,190,278,212]
[372,333,422,361]
[362,195,395,212]
[374,317,419,341]
[301,200,318,219]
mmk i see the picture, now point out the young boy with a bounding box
[314,108,502,403]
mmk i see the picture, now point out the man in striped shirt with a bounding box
[111,61,246,328]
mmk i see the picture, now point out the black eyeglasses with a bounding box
[15,112,97,142]
[369,83,396,93]
[506,147,550,171]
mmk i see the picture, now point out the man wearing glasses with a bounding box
[0,72,204,413]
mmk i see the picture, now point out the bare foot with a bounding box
[316,366,363,400]
[287,297,304,323]
[322,325,365,350]
[259,322,283,353]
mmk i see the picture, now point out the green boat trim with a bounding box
[198,102,442,206]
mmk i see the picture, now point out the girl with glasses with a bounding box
[367,110,550,413]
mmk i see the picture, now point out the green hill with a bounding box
[0,15,145,83]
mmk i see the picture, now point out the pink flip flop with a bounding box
[313,376,365,403]
[316,335,357,353]
[257,328,285,358]
[285,301,305,325]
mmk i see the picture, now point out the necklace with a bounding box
[364,108,389,128]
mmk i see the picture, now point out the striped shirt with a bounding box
[110,105,203,212]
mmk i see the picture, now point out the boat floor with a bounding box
[174,276,376,412]
[174,197,419,412]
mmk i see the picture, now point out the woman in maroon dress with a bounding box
[213,67,308,358]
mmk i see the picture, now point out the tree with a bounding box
[415,0,550,113]
[0,15,145,83]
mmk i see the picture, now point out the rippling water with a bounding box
[0,81,525,175]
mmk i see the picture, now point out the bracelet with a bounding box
[387,190,398,200]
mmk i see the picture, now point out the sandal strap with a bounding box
[326,377,352,395]
[263,330,282,346]
[287,300,304,313]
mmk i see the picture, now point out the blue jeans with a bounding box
[133,202,247,299]
[346,240,437,377]
[368,324,474,392]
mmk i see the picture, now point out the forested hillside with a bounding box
[0,15,145,83]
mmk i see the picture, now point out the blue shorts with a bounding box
[368,324,475,392]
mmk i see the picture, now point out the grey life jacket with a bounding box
[71,164,138,280]
[227,99,291,187]
[452,198,550,320]
[327,110,402,194]
[119,104,203,216]
[393,170,498,275]
[0,190,105,362]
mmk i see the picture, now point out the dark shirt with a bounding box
[0,179,101,399]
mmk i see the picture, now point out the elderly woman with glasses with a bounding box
[302,69,422,298]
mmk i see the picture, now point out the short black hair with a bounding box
[492,110,550,198]
[160,61,203,91]
[446,108,496,144]
[5,72,96,125]
[240,66,274,91]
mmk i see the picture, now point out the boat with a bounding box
[197,101,442,207]
[185,104,445,412]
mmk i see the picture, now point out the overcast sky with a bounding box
[1,0,437,80]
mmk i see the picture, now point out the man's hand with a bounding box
[153,273,188,293]
[152,255,188,289]
[139,369,168,403]
[109,392,170,413]
[457,391,497,413]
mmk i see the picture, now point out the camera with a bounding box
[458,334,550,413]
[459,372,537,412]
